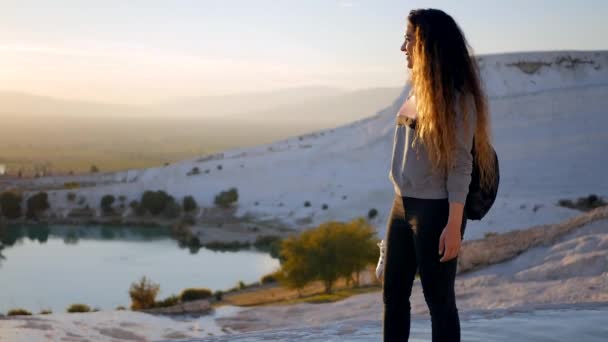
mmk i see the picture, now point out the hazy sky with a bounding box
[0,0,606,104]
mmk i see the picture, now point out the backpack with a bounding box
[404,117,499,220]
[465,138,500,220]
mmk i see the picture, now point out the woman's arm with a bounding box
[440,101,476,262]
[446,101,476,205]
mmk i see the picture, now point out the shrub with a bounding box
[101,195,115,214]
[154,294,180,308]
[141,190,172,215]
[183,196,198,212]
[129,276,160,310]
[217,165,223,170]
[576,194,606,210]
[214,188,238,208]
[67,304,91,313]
[368,208,378,219]
[118,195,126,203]
[214,290,223,301]
[64,182,80,189]
[260,269,282,284]
[26,192,49,219]
[187,167,200,176]
[322,204,328,210]
[237,280,246,290]
[304,201,311,207]
[0,192,22,219]
[180,288,213,302]
[90,165,99,173]
[7,308,32,316]
[115,306,127,311]
[67,192,77,202]
[39,309,52,315]
[557,194,607,211]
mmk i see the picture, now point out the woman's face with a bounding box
[401,22,415,69]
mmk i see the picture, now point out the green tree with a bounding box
[279,235,316,296]
[279,218,378,294]
[101,195,115,214]
[141,190,171,215]
[162,198,182,219]
[183,196,198,212]
[26,192,49,219]
[0,192,22,219]
[214,188,238,208]
[306,222,342,294]
[339,218,378,287]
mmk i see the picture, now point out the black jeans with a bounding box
[382,195,467,342]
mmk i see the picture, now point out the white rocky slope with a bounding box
[16,50,608,240]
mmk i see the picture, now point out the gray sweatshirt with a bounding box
[388,101,476,204]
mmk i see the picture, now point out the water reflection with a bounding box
[0,223,205,263]
[0,224,279,313]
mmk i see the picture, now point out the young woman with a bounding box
[379,8,496,342]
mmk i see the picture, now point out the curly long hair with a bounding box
[408,8,496,189]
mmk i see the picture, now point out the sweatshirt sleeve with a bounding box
[446,101,476,204]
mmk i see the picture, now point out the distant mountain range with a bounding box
[0,86,401,173]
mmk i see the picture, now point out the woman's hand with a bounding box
[439,202,465,262]
[438,221,461,262]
